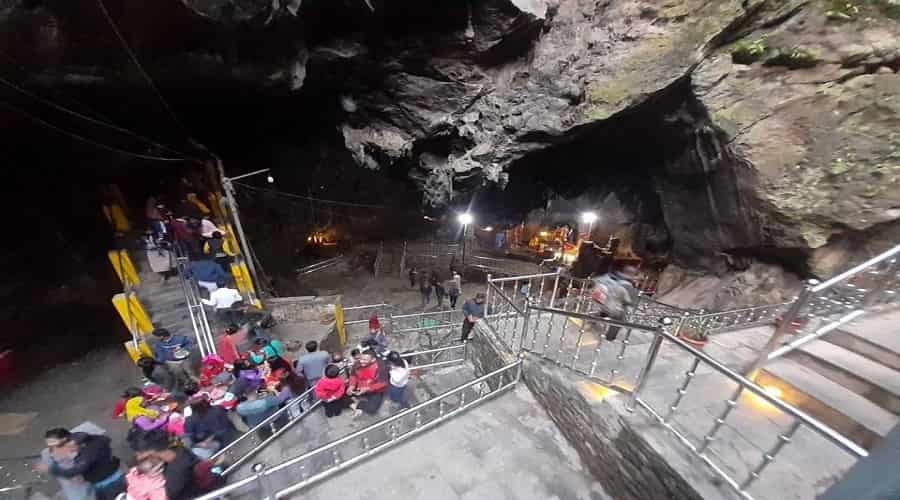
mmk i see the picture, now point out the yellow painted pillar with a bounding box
[224,223,242,255]
[124,339,154,363]
[335,303,347,347]
[102,204,131,232]
[209,192,226,222]
[108,249,141,287]
[112,292,154,335]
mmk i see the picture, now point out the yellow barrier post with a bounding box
[124,339,154,362]
[112,292,154,335]
[108,250,141,287]
[335,303,347,348]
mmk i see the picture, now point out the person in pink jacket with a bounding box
[314,364,347,417]
[125,457,167,500]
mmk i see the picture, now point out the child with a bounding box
[315,364,347,417]
[387,351,410,409]
[125,457,167,500]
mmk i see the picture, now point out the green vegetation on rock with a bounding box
[764,47,821,69]
[825,0,860,20]
[731,39,768,64]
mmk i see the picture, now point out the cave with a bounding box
[2,0,899,375]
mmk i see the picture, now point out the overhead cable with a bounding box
[233,181,387,209]
[1,101,189,162]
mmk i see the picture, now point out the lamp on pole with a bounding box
[217,158,274,298]
[457,212,473,263]
[581,211,598,241]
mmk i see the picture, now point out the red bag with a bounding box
[193,460,223,492]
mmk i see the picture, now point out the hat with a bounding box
[369,314,381,331]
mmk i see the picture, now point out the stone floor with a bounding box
[294,385,608,500]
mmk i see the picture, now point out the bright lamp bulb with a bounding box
[457,213,473,225]
[266,175,275,184]
[581,212,598,224]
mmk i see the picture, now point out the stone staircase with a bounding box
[756,309,900,450]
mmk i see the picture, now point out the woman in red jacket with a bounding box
[314,364,347,417]
[347,351,388,416]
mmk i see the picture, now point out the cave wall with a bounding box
[2,0,899,305]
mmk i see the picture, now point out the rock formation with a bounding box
[2,0,898,305]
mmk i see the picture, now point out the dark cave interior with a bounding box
[0,0,803,373]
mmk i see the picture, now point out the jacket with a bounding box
[590,273,638,320]
[125,467,167,500]
[349,362,388,394]
[315,376,346,401]
[236,396,280,427]
[185,260,228,284]
[49,433,120,485]
[125,397,160,423]
[152,335,193,363]
[184,406,235,444]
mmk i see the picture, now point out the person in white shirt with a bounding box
[201,281,244,322]
[386,351,410,409]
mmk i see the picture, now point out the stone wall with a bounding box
[469,322,728,500]
[266,295,339,324]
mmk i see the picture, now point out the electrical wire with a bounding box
[0,101,189,162]
[95,0,195,142]
[0,74,199,160]
[233,181,387,209]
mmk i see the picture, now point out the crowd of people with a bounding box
[36,311,427,500]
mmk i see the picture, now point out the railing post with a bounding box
[744,280,816,378]
[862,256,900,308]
[252,463,272,500]
[549,268,561,309]
[520,299,531,352]
[627,324,667,412]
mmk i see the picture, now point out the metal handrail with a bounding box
[630,324,868,458]
[194,359,523,500]
[211,387,317,475]
[212,343,468,476]
[174,251,216,356]
[812,244,900,293]
[487,271,559,283]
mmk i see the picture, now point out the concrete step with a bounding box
[758,358,899,450]
[787,341,900,414]
[842,309,900,355]
[823,330,900,372]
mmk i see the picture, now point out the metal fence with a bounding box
[480,282,870,500]
[173,248,217,356]
[212,343,468,478]
[746,243,900,374]
[195,360,523,499]
[626,316,867,499]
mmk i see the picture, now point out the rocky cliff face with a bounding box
[2,0,898,304]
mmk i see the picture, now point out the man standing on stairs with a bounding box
[151,328,196,387]
[460,292,486,342]
[589,265,640,341]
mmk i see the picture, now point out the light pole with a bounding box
[217,158,273,298]
[581,211,598,241]
[457,212,473,264]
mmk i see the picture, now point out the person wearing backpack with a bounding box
[589,265,640,341]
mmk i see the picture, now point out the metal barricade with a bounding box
[212,389,317,477]
[195,360,523,500]
[173,247,216,356]
[625,316,868,499]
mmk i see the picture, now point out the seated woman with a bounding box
[236,388,281,436]
[115,387,170,432]
[199,355,227,388]
[276,371,309,418]
[183,395,236,459]
[249,338,291,373]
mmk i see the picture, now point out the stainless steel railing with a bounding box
[212,388,317,476]
[479,287,869,499]
[173,248,217,356]
[212,343,468,478]
[390,309,464,334]
[195,359,523,500]
[625,315,868,499]
[746,243,900,374]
